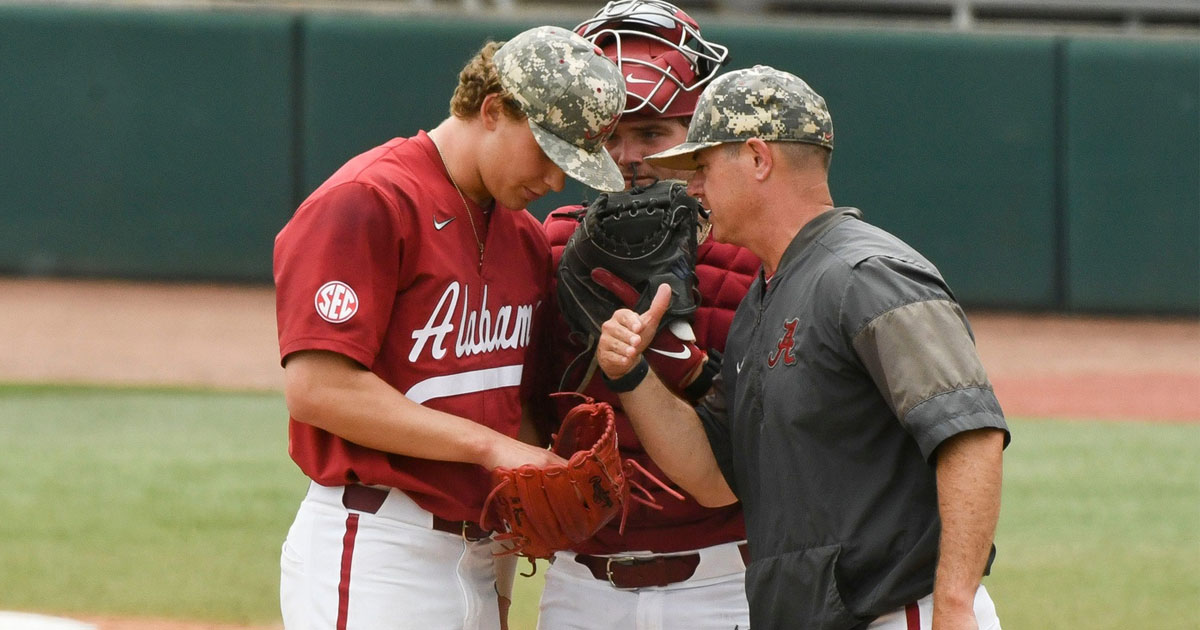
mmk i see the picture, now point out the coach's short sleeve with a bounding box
[842,256,1009,461]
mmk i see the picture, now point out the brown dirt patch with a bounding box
[0,278,282,391]
[1,277,1197,629]
[970,312,1200,422]
[3,277,1195,421]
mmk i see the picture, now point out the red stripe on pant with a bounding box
[905,602,921,630]
[337,513,361,630]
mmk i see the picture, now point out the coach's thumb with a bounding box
[640,284,671,332]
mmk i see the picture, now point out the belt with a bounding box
[341,484,491,541]
[574,543,750,589]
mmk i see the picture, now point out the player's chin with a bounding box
[500,187,541,209]
[522,186,547,205]
[633,167,689,187]
[709,219,732,244]
[626,174,668,189]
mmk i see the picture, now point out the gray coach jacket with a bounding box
[696,207,1010,630]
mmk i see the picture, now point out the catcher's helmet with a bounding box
[575,0,729,119]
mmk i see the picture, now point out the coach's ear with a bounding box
[745,138,774,182]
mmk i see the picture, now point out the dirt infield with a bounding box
[1,276,1197,629]
[3,277,1197,422]
[972,312,1200,422]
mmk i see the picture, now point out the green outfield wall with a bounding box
[1062,37,1200,314]
[0,5,297,282]
[0,4,1195,314]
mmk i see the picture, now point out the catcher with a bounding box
[535,3,761,629]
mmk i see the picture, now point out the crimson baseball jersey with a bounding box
[543,209,759,554]
[274,131,553,522]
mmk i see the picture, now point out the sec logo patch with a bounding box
[315,281,358,323]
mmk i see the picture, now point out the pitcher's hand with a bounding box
[481,436,566,471]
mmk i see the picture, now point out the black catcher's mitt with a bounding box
[556,180,704,342]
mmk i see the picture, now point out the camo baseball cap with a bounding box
[645,65,834,170]
[493,25,626,192]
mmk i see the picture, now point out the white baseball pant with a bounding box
[867,584,1000,630]
[536,542,751,630]
[280,481,500,630]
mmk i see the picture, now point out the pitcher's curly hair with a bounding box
[450,41,525,120]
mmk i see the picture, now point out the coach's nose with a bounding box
[687,172,704,198]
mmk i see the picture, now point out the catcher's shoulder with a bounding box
[698,241,760,276]
[543,204,585,248]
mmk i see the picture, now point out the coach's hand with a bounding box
[932,605,978,630]
[598,284,671,380]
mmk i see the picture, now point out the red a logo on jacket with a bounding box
[767,318,799,368]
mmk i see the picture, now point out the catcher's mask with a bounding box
[575,0,729,118]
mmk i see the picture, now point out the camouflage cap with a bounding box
[645,65,834,170]
[493,25,626,192]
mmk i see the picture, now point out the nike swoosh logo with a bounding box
[648,345,691,360]
[433,216,455,230]
[736,359,744,374]
[626,73,656,85]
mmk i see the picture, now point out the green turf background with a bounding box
[0,385,1197,628]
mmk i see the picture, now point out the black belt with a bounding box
[341,484,491,541]
[574,543,750,589]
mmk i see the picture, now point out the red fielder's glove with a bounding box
[480,398,682,561]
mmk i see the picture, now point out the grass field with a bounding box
[0,385,1197,628]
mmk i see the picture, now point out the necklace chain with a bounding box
[430,137,485,270]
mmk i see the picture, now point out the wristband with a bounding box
[602,356,650,393]
[682,349,722,401]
